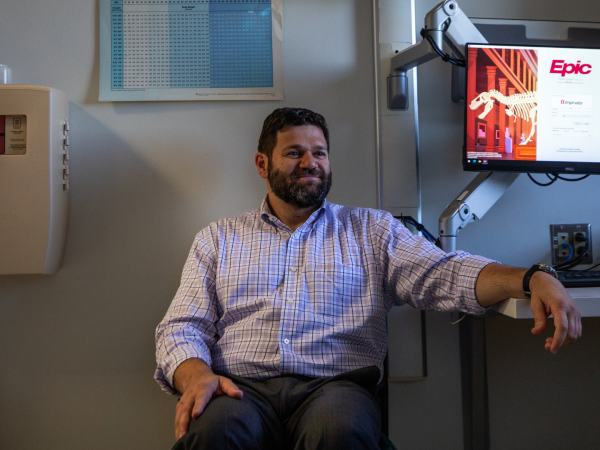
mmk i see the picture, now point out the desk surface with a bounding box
[492,287,600,318]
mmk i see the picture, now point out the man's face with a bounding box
[264,125,332,208]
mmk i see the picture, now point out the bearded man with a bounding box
[155,108,580,450]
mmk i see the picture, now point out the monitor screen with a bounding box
[464,42,600,174]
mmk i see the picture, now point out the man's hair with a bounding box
[258,108,329,160]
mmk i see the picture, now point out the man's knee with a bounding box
[173,394,282,450]
[312,415,380,448]
[290,380,381,450]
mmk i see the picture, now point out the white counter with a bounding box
[492,287,600,318]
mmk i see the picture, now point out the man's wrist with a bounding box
[529,270,559,293]
[523,264,558,298]
[173,358,213,394]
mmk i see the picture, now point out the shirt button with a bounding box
[283,339,290,344]
[290,267,297,272]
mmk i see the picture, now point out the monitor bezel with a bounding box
[463,42,600,175]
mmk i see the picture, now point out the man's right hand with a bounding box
[172,358,244,440]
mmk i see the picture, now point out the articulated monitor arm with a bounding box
[387,0,485,110]
[438,173,520,252]
[386,0,515,251]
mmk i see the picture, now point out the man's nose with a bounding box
[299,153,317,168]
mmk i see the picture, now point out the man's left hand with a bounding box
[528,271,582,353]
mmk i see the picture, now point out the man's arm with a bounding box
[373,213,581,352]
[475,263,582,353]
[172,358,243,440]
[155,229,243,440]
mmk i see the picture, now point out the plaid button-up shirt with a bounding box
[155,198,492,394]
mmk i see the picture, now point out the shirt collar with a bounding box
[260,195,328,230]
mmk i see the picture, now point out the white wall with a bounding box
[0,1,377,449]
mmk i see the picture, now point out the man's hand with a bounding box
[172,358,243,440]
[528,271,582,353]
[475,263,582,352]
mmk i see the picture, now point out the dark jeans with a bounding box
[173,366,382,450]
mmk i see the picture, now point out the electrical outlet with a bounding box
[550,224,593,266]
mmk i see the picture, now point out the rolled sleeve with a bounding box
[437,252,496,315]
[154,325,211,395]
[376,213,496,315]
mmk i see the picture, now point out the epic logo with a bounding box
[550,60,592,77]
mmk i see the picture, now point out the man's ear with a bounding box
[255,152,269,180]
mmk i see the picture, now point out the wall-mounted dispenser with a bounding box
[0,82,70,275]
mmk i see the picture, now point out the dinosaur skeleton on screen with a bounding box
[470,90,538,144]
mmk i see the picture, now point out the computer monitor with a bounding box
[464,42,600,174]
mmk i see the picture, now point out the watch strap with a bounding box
[523,264,557,298]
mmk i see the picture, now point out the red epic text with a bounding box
[550,60,592,77]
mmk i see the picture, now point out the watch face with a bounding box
[538,264,558,278]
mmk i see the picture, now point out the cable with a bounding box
[395,215,444,250]
[528,173,558,186]
[397,216,436,242]
[584,262,600,271]
[562,235,591,270]
[561,243,573,263]
[529,172,591,186]
[394,215,438,244]
[556,254,589,271]
[555,255,586,271]
[554,242,589,271]
[420,28,466,67]
[556,174,590,181]
[554,250,587,270]
[451,313,467,325]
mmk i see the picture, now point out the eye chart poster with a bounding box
[99,0,283,101]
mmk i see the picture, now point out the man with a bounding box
[155,108,581,449]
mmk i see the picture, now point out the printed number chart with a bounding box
[99,0,282,101]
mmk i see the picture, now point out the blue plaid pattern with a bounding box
[155,198,492,394]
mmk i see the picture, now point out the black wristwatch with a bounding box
[522,263,558,298]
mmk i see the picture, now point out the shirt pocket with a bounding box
[303,262,369,319]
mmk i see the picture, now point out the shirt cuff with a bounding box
[456,253,498,315]
[155,346,212,395]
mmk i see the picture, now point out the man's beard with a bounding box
[268,165,332,208]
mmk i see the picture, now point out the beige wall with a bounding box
[0,1,377,448]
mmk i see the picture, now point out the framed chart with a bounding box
[99,0,283,101]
